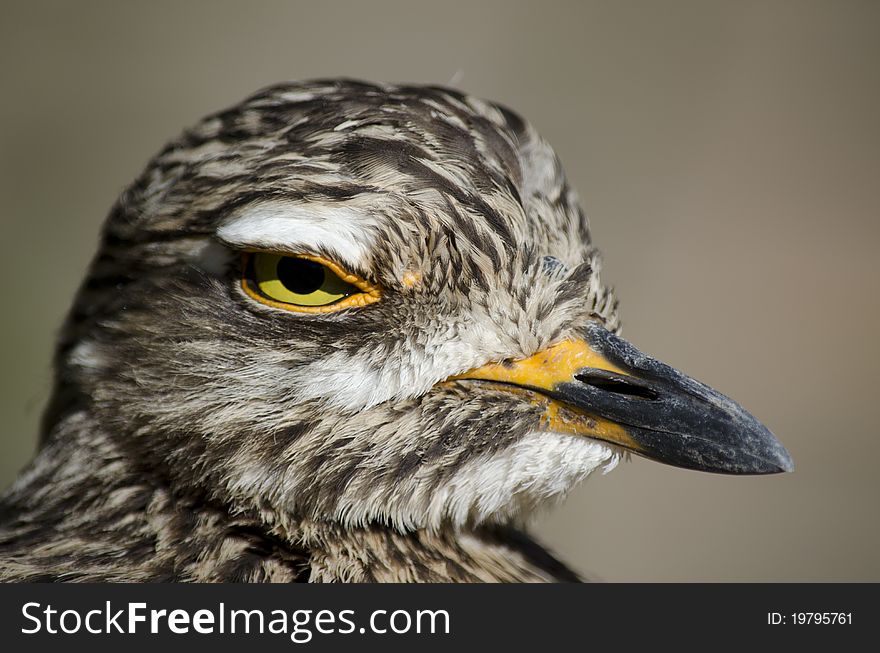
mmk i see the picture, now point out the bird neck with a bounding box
[1,415,579,582]
[294,520,580,582]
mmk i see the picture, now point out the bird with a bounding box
[0,79,793,582]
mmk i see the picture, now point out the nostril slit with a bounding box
[575,372,659,400]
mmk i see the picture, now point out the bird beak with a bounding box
[449,322,794,475]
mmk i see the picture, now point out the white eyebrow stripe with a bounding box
[216,201,377,267]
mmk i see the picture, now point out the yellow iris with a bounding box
[254,253,353,306]
[242,253,382,313]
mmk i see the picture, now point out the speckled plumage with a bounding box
[0,79,645,582]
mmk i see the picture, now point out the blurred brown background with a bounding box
[1,0,877,581]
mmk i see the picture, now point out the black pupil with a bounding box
[276,257,325,294]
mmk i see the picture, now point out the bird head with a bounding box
[54,80,792,534]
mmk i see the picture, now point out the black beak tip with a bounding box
[735,422,795,475]
[765,444,795,474]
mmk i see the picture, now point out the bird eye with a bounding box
[252,254,353,305]
[242,252,381,313]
